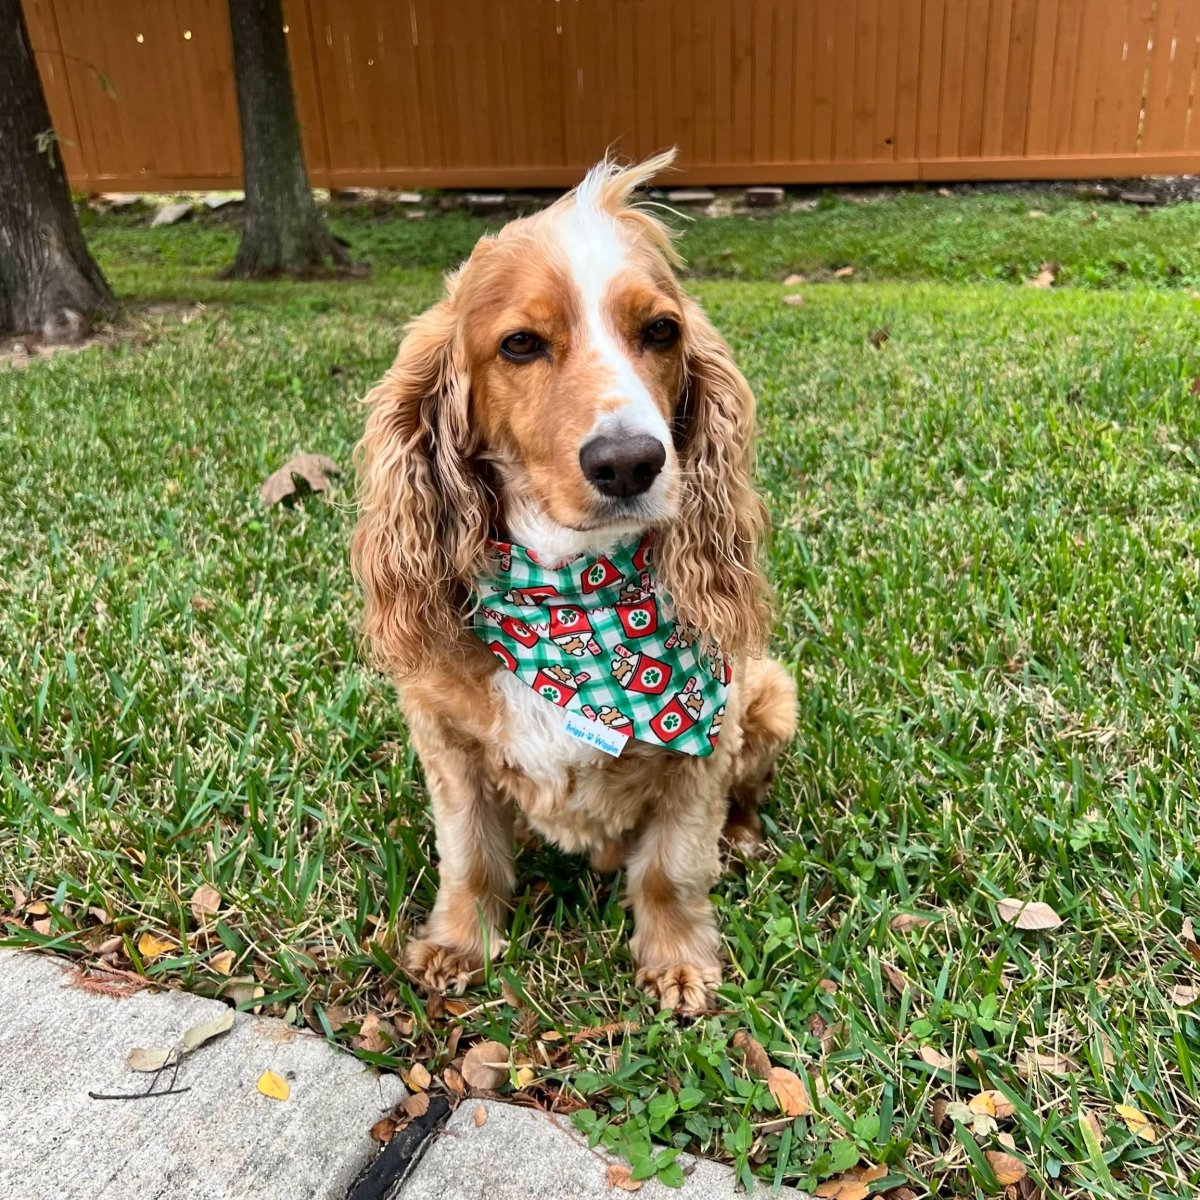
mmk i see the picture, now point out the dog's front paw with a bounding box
[636,961,721,1015]
[403,939,484,994]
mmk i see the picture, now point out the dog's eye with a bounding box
[500,332,544,362]
[643,317,679,349]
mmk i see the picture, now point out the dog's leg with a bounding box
[403,733,513,994]
[626,773,726,1015]
[723,658,797,852]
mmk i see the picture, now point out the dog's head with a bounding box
[353,151,769,678]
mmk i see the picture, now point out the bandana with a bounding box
[471,535,731,757]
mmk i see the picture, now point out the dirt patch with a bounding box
[0,301,206,369]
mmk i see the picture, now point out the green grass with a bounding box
[5,190,1200,1197]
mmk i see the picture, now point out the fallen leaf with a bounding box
[540,1030,563,1042]
[931,1097,950,1127]
[868,327,890,348]
[515,1065,536,1089]
[406,1061,432,1091]
[127,1046,175,1072]
[461,1040,509,1090]
[996,1131,1015,1150]
[972,1089,1015,1119]
[369,1116,397,1144]
[919,1046,952,1070]
[1171,983,1198,1006]
[766,1066,811,1117]
[181,1008,235,1052]
[443,1065,466,1096]
[570,1021,640,1044]
[401,1091,430,1118]
[1027,209,1047,218]
[136,932,176,960]
[818,978,839,994]
[859,1164,888,1184]
[815,1180,868,1200]
[733,1029,772,1079]
[783,273,805,285]
[1025,262,1060,289]
[257,1069,290,1101]
[996,898,1063,930]
[984,1150,1027,1185]
[890,912,934,932]
[25,901,49,916]
[1115,1102,1158,1143]
[834,265,855,278]
[1081,1108,1105,1146]
[782,293,806,307]
[356,1013,390,1054]
[189,884,221,926]
[881,961,920,996]
[259,453,341,506]
[473,1103,488,1127]
[211,950,235,976]
[1017,1050,1078,1077]
[937,187,951,197]
[32,917,51,935]
[606,1162,642,1192]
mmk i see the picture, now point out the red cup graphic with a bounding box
[650,694,699,742]
[499,614,539,647]
[488,641,518,671]
[616,597,658,639]
[580,557,622,593]
[532,668,579,706]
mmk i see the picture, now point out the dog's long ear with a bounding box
[655,297,771,658]
[351,284,489,679]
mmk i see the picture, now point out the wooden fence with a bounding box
[25,0,1200,192]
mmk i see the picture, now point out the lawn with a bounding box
[4,189,1200,1198]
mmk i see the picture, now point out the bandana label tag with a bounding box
[561,709,629,758]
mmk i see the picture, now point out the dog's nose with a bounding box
[579,433,666,499]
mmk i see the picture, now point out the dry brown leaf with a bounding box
[858,1164,888,1184]
[443,1065,466,1096]
[443,998,471,1017]
[868,327,890,348]
[571,1021,640,1044]
[919,1046,952,1070]
[461,1040,509,1090]
[997,1131,1016,1150]
[890,912,934,932]
[1025,262,1060,289]
[1115,1103,1158,1143]
[881,961,920,996]
[815,1180,869,1200]
[401,1091,430,1119]
[783,273,805,285]
[1017,1050,1078,1077]
[136,931,175,960]
[996,898,1063,930]
[931,1097,950,1128]
[1171,983,1198,1006]
[818,978,839,994]
[984,1150,1027,1185]
[189,883,221,926]
[31,917,51,935]
[473,1103,488,1127]
[766,1066,811,1117]
[971,1089,1015,1119]
[370,1116,397,1144]
[515,1065,536,1089]
[182,1008,235,1053]
[406,1061,432,1091]
[259,453,341,506]
[257,1069,290,1100]
[1027,209,1047,218]
[782,294,806,307]
[733,1029,772,1079]
[1081,1108,1105,1145]
[356,1013,390,1054]
[937,187,951,197]
[540,1030,563,1042]
[211,949,235,976]
[606,1162,643,1192]
[25,901,49,916]
[127,1046,175,1072]
[834,265,855,278]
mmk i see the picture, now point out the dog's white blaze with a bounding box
[556,203,672,450]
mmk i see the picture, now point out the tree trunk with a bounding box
[224,0,347,279]
[0,0,115,339]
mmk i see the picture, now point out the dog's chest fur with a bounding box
[489,671,659,853]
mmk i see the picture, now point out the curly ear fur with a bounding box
[655,297,771,658]
[351,285,490,679]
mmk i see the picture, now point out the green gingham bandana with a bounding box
[471,535,731,757]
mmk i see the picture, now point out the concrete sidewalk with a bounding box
[0,949,806,1200]
[0,950,403,1200]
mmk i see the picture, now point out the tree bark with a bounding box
[224,0,348,279]
[0,0,115,338]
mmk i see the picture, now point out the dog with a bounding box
[352,150,796,1014]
